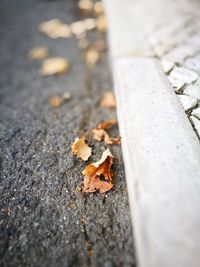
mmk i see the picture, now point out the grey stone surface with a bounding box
[178,95,198,111]
[0,1,135,267]
[192,107,200,120]
[170,67,198,84]
[190,116,200,138]
[184,84,200,101]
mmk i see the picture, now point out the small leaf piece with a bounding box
[82,149,114,193]
[39,19,71,39]
[29,46,48,60]
[72,136,92,161]
[40,57,70,76]
[48,95,63,107]
[93,119,121,145]
[100,91,116,109]
[84,48,100,67]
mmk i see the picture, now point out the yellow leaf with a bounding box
[71,136,92,161]
[29,46,48,60]
[40,57,70,76]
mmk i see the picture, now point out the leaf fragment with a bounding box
[84,47,100,67]
[40,57,70,76]
[94,2,104,16]
[100,91,116,109]
[96,15,107,33]
[72,136,92,161]
[93,119,121,145]
[29,46,49,60]
[78,0,93,15]
[39,19,71,39]
[82,149,114,193]
[48,95,63,107]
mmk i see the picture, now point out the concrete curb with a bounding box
[104,1,200,267]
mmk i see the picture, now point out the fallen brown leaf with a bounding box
[93,129,121,145]
[29,46,48,60]
[72,136,92,161]
[78,0,93,15]
[70,21,86,37]
[97,119,117,130]
[39,19,71,39]
[40,57,70,76]
[48,95,63,107]
[84,47,100,67]
[78,37,90,50]
[100,91,116,109]
[94,2,104,16]
[96,15,107,33]
[93,119,121,145]
[82,149,114,193]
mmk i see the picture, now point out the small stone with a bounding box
[63,92,71,101]
[184,56,200,73]
[162,45,194,64]
[190,116,200,137]
[184,84,200,101]
[161,60,174,73]
[191,107,200,120]
[170,67,198,84]
[178,95,197,111]
[168,76,185,92]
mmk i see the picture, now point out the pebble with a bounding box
[161,60,174,73]
[191,106,200,119]
[184,56,200,73]
[178,95,197,111]
[190,116,200,137]
[162,45,194,64]
[184,84,200,101]
[168,76,185,92]
[170,67,198,84]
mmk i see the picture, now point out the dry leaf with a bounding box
[40,57,70,76]
[39,19,71,39]
[96,15,107,33]
[29,46,48,60]
[85,48,100,67]
[82,149,114,193]
[94,2,104,16]
[71,136,92,161]
[78,0,93,14]
[48,95,63,107]
[70,21,86,37]
[100,91,116,108]
[93,129,121,145]
[78,38,90,50]
[84,18,96,31]
[97,119,117,130]
[93,119,121,145]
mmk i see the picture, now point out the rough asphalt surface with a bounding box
[0,0,135,266]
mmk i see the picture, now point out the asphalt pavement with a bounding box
[0,0,135,266]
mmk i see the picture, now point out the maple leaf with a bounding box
[71,135,92,161]
[82,149,114,193]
